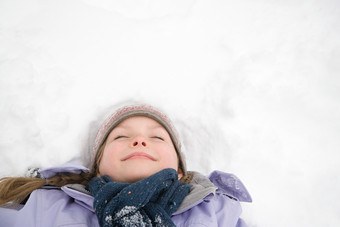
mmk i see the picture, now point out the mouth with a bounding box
[121,152,157,161]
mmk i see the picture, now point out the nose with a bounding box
[130,136,147,147]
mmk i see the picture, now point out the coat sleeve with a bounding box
[172,192,247,227]
[0,188,98,227]
[0,205,22,226]
[0,190,41,227]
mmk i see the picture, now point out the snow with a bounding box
[115,206,148,226]
[1,0,339,226]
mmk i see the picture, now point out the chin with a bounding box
[124,168,159,183]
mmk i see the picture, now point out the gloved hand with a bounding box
[87,168,190,227]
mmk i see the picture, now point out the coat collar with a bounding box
[175,171,217,214]
[39,161,89,179]
[174,170,252,215]
[61,184,94,212]
[60,174,216,216]
[209,170,252,202]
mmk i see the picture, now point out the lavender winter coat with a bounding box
[0,162,252,227]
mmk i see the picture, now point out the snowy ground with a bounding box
[1,0,340,226]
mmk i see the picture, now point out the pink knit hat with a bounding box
[90,104,187,175]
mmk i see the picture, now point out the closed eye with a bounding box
[152,136,164,141]
[114,135,128,140]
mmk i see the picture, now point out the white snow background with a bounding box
[1,0,339,226]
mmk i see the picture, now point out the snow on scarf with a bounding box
[87,168,190,227]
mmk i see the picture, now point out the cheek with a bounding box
[160,147,179,169]
[98,145,121,174]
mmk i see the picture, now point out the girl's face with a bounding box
[98,116,182,183]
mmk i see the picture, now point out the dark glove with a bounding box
[87,168,190,227]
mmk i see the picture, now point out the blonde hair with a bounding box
[0,172,95,205]
[0,146,103,205]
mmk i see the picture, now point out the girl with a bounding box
[0,103,252,226]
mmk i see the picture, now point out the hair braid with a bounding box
[46,172,95,187]
[0,172,95,206]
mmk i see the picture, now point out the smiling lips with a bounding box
[121,152,157,161]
